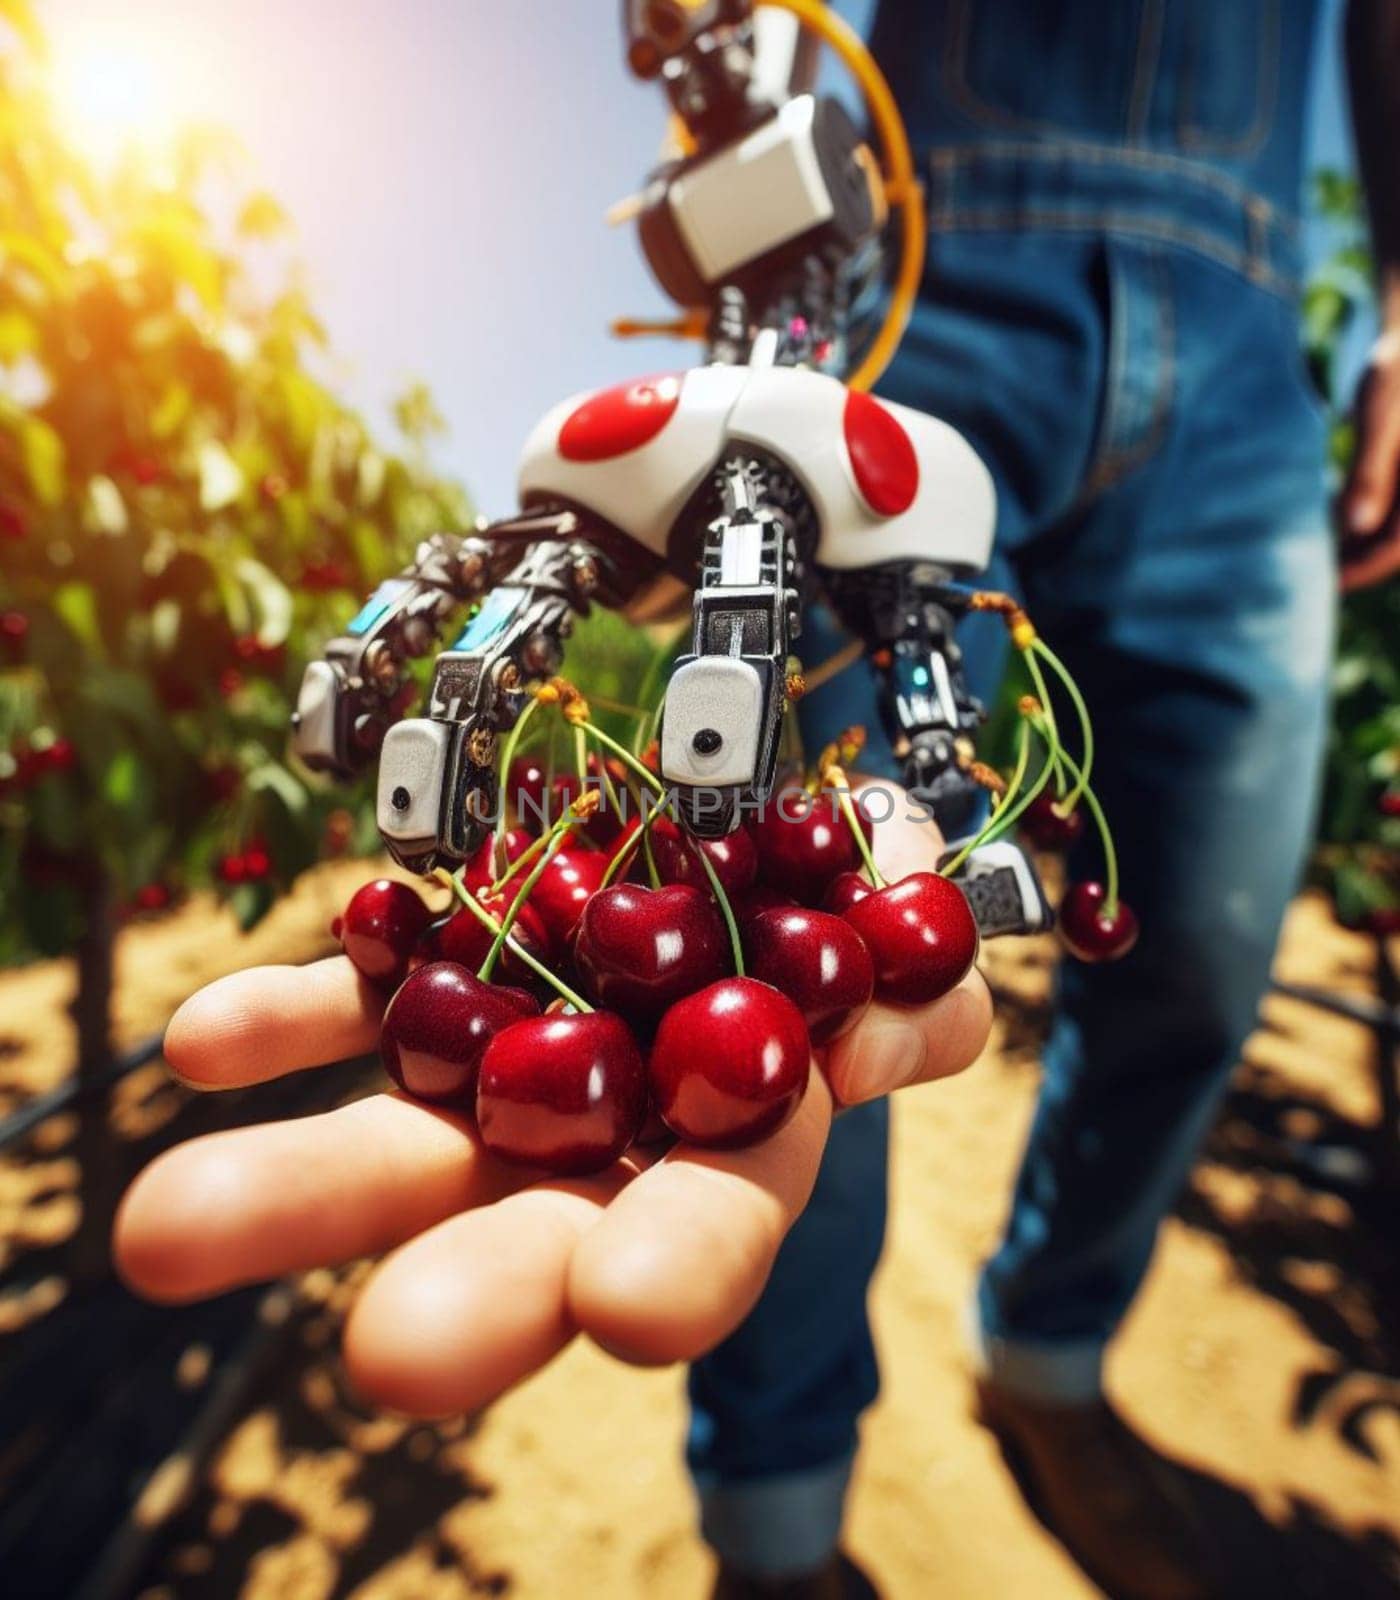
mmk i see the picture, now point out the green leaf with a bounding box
[199,440,244,511]
[51,583,102,654]
[246,759,308,818]
[235,557,293,647]
[237,191,290,238]
[19,414,65,505]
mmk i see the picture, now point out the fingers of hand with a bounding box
[566,1068,833,1366]
[822,967,992,1105]
[344,1170,633,1418]
[852,776,947,876]
[1342,352,1400,536]
[163,957,384,1089]
[112,1092,518,1302]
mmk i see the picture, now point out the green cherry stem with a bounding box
[1030,638,1095,812]
[692,836,745,977]
[1049,744,1121,915]
[599,787,668,890]
[826,769,886,890]
[1022,648,1068,796]
[480,812,578,981]
[489,803,581,895]
[939,715,1035,878]
[432,868,592,1012]
[494,694,541,847]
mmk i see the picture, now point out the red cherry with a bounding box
[747,908,874,1045]
[0,501,28,540]
[41,738,75,774]
[1058,882,1140,963]
[753,787,873,905]
[732,883,798,933]
[1379,792,1400,820]
[218,667,243,699]
[431,889,553,988]
[842,872,979,1005]
[477,1010,647,1174]
[1,610,28,655]
[302,557,352,591]
[337,878,433,989]
[242,844,272,880]
[216,853,247,884]
[575,882,730,1022]
[134,883,172,912]
[205,763,240,802]
[381,962,540,1106]
[649,977,811,1148]
[131,454,162,486]
[528,846,608,946]
[822,871,874,915]
[508,755,553,830]
[651,815,759,897]
[1020,790,1085,851]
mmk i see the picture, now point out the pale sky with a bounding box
[38,1,1359,515]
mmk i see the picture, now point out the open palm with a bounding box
[114,780,990,1418]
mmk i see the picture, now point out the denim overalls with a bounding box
[690,0,1335,1576]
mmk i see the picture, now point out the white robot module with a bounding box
[292,0,1051,939]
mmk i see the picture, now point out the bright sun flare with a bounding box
[49,30,180,167]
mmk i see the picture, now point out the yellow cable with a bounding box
[758,0,925,391]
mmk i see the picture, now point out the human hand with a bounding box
[114,779,990,1418]
[1340,323,1400,592]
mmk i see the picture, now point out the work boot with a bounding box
[711,1552,878,1600]
[976,1378,1220,1600]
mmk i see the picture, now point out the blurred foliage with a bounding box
[0,2,470,960]
[1304,170,1400,932]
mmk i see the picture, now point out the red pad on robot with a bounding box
[843,389,919,517]
[558,374,684,463]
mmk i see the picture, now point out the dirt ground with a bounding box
[1,867,1397,1598]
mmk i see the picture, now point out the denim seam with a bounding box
[926,138,1301,233]
[1079,246,1175,496]
[926,201,1296,299]
[1124,0,1164,142]
[1176,0,1278,157]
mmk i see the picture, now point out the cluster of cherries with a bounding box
[333,747,981,1178]
[0,734,76,795]
[215,837,273,884]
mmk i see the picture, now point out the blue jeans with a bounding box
[689,217,1335,1575]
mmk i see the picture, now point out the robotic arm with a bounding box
[292,509,656,875]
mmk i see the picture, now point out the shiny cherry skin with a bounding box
[841,872,979,1005]
[380,962,539,1105]
[476,1010,647,1174]
[649,978,810,1148]
[753,788,873,905]
[529,846,609,946]
[430,889,553,987]
[650,816,759,898]
[732,883,797,937]
[747,907,875,1045]
[822,871,874,915]
[335,878,432,990]
[1058,882,1140,962]
[507,755,552,830]
[575,882,729,1022]
[1019,789,1086,851]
